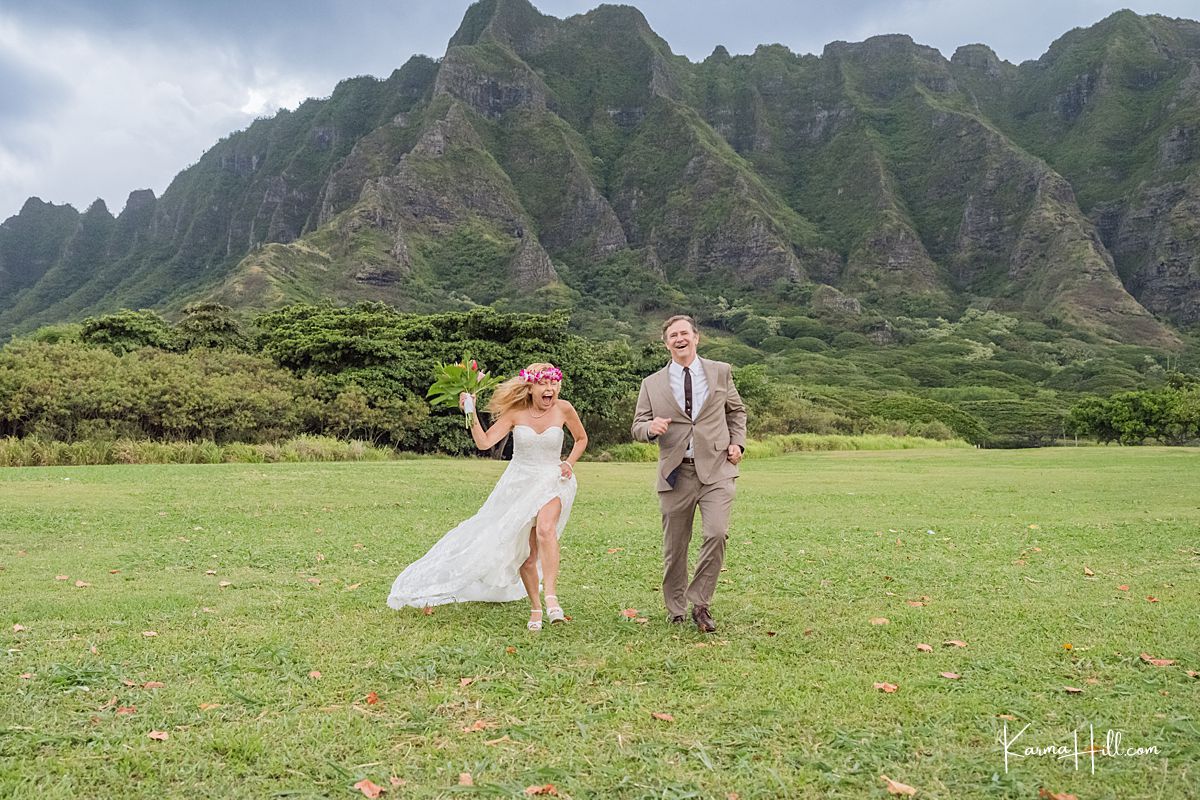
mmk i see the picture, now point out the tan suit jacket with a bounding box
[631,358,747,491]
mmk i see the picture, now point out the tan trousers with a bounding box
[658,462,736,617]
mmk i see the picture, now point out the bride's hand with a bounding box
[559,461,573,479]
[459,392,476,413]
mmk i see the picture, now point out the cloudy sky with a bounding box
[1,0,1196,222]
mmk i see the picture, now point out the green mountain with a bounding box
[1,1,1197,348]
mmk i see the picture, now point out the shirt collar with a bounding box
[668,355,701,376]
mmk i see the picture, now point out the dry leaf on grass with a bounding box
[389,777,404,787]
[1116,584,1129,591]
[218,581,232,588]
[353,779,386,798]
[1083,566,1095,577]
[505,646,517,655]
[621,608,639,618]
[147,730,168,740]
[905,600,926,607]
[205,570,217,576]
[525,785,559,797]
[607,548,624,553]
[880,774,917,795]
[308,671,322,679]
[874,682,899,693]
[55,575,68,581]
[346,583,362,591]
[943,640,968,648]
[12,624,26,632]
[306,578,321,586]
[365,691,379,705]
[142,681,165,689]
[19,673,33,679]
[1185,670,1199,679]
[199,703,221,711]
[940,672,961,680]
[1038,790,1078,800]
[651,712,675,722]
[421,606,434,616]
[998,714,1016,721]
[1063,686,1084,694]
[916,643,933,652]
[1140,652,1175,667]
[74,580,91,588]
[141,631,158,638]
[460,677,476,687]
[461,719,498,733]
[869,617,889,626]
[458,773,474,786]
[1145,596,1160,603]
[117,706,137,715]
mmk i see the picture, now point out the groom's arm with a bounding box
[724,365,747,451]
[631,381,655,442]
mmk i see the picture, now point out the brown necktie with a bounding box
[683,366,693,419]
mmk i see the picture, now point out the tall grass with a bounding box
[598,433,971,461]
[0,435,395,467]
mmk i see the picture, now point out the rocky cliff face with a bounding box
[1,1,1197,347]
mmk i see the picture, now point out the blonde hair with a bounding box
[488,362,559,419]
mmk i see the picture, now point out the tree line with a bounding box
[1,302,1196,454]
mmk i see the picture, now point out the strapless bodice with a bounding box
[511,425,565,468]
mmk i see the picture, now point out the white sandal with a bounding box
[545,595,565,624]
[527,609,543,631]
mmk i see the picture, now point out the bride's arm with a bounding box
[462,394,514,451]
[561,401,588,474]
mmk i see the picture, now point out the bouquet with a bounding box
[427,355,506,428]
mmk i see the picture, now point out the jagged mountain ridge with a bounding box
[1,0,1197,346]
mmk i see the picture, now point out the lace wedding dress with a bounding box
[387,425,577,609]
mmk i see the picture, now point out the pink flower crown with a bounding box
[518,366,564,383]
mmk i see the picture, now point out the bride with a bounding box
[387,363,588,630]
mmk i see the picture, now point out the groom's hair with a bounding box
[661,314,698,340]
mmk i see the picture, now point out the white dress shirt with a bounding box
[668,356,708,457]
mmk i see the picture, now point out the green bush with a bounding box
[867,395,988,444]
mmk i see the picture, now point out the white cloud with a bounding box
[0,15,330,219]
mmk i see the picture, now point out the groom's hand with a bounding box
[726,444,743,465]
[648,417,672,437]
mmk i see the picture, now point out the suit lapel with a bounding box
[651,366,687,419]
[695,358,724,421]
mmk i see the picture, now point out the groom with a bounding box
[631,315,747,633]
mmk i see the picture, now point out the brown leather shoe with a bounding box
[692,606,717,633]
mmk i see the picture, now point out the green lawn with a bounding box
[2,448,1198,799]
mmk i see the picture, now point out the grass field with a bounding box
[2,448,1198,799]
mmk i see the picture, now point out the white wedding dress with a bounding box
[387,425,577,609]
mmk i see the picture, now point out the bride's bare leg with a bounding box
[519,527,542,628]
[536,498,564,621]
